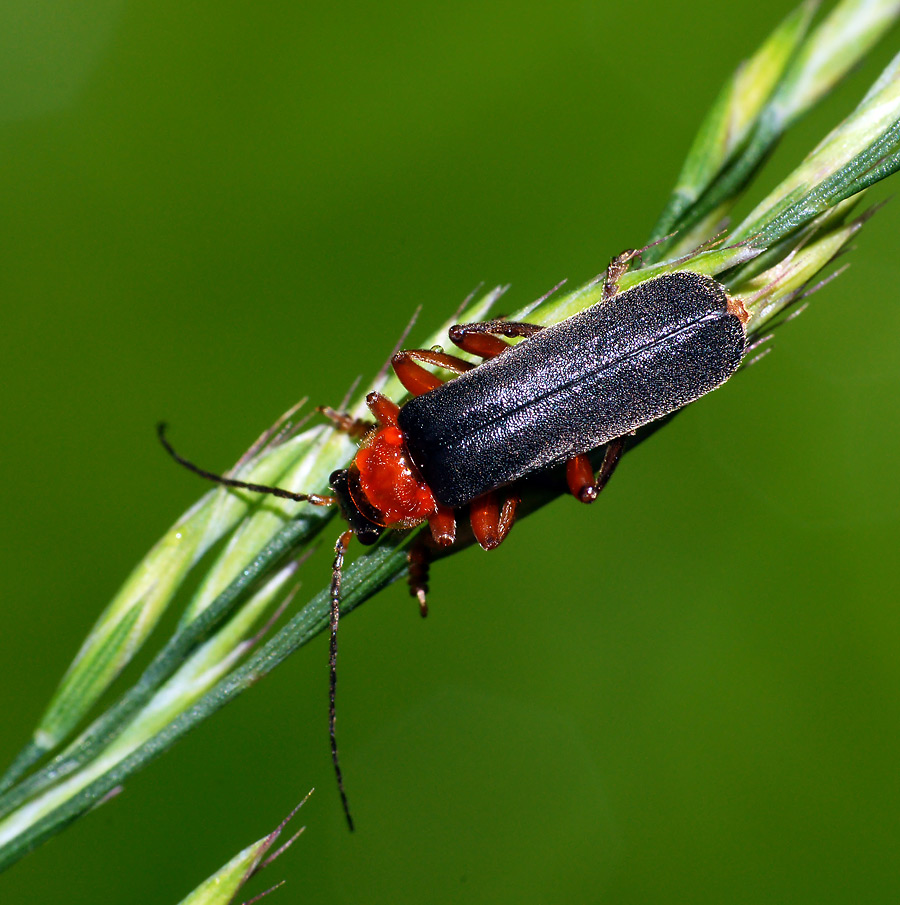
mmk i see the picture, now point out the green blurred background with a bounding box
[2,1,900,902]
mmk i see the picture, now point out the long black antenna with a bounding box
[157,423,335,506]
[330,530,355,831]
[160,422,356,828]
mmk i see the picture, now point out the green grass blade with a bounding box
[645,0,900,262]
[0,430,324,791]
[2,2,900,878]
[649,0,816,244]
[176,794,310,905]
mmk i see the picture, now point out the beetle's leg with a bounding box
[428,502,457,546]
[449,320,544,359]
[407,505,456,616]
[391,349,476,396]
[407,535,432,617]
[365,391,401,425]
[469,491,519,550]
[565,437,626,503]
[603,249,641,302]
[317,406,373,438]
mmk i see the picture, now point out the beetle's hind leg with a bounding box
[603,249,643,302]
[566,437,625,504]
[469,490,519,550]
[449,320,544,360]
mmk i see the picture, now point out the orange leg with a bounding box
[391,349,475,396]
[407,504,456,617]
[565,437,625,503]
[449,320,543,359]
[469,490,519,550]
[448,331,510,359]
[365,391,401,425]
[427,503,457,546]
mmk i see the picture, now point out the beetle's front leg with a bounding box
[565,437,625,503]
[317,406,373,438]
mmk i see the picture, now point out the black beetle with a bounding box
[159,258,749,828]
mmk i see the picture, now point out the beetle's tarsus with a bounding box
[603,248,641,302]
[318,406,372,438]
[408,536,432,617]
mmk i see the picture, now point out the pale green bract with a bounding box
[175,793,310,905]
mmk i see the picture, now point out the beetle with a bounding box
[158,254,750,828]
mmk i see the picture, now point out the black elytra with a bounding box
[398,271,746,508]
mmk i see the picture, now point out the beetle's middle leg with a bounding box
[407,535,433,617]
[391,349,476,396]
[449,320,544,359]
[565,437,626,504]
[408,505,457,617]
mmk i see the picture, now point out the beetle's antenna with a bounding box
[157,423,336,506]
[330,529,355,831]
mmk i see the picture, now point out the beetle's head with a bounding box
[329,467,385,545]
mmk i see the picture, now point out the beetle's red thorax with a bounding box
[354,425,436,528]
